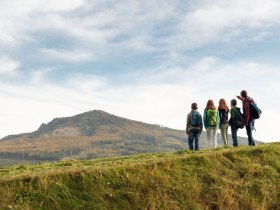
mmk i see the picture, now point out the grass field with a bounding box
[0,143,279,209]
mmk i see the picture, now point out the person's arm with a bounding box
[217,110,220,128]
[203,111,207,128]
[237,95,244,101]
[186,113,190,134]
[200,114,203,133]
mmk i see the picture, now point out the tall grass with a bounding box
[0,143,279,210]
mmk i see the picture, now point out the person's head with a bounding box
[191,103,198,110]
[240,90,248,98]
[231,99,237,107]
[205,100,216,110]
[218,98,229,110]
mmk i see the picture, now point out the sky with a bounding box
[0,0,279,142]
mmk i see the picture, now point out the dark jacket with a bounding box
[229,107,242,127]
[218,108,229,124]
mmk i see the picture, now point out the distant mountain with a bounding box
[2,110,132,140]
[0,110,259,166]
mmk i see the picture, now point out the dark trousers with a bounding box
[188,130,200,151]
[231,126,239,147]
[246,121,255,146]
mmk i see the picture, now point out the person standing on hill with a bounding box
[203,100,220,148]
[229,99,242,147]
[237,90,256,146]
[218,99,229,146]
[186,103,203,151]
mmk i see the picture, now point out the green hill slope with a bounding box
[0,143,279,210]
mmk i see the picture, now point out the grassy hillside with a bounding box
[0,143,279,210]
[0,110,252,166]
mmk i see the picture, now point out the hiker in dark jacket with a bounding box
[186,103,203,151]
[237,90,256,146]
[229,99,241,147]
[218,99,229,146]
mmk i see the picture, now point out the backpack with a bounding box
[207,109,218,126]
[251,103,262,120]
[235,109,245,129]
[191,111,201,126]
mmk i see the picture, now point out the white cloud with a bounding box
[66,74,108,93]
[0,58,279,142]
[0,55,20,75]
[1,0,280,55]
[29,68,54,83]
[42,0,86,12]
[41,48,94,62]
[172,0,280,50]
[0,0,86,46]
[0,0,178,52]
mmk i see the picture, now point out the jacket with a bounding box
[186,110,203,134]
[218,108,229,124]
[237,96,255,126]
[229,107,241,122]
[229,107,244,128]
[203,109,220,129]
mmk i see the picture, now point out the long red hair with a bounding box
[218,99,229,111]
[205,100,216,111]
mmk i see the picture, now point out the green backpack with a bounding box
[207,109,218,126]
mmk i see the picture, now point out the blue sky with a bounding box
[0,0,279,142]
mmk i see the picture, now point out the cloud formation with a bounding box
[0,57,279,141]
[41,48,95,62]
[0,0,279,142]
[0,55,20,75]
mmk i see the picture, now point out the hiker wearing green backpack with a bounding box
[203,100,220,148]
[218,99,229,146]
[237,90,260,146]
[186,103,203,151]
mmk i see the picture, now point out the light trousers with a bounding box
[206,127,218,148]
[220,123,229,146]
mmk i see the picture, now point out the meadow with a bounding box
[0,143,279,209]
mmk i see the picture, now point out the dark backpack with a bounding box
[235,109,245,129]
[251,103,262,120]
[207,109,218,126]
[191,111,201,126]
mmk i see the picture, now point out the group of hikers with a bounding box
[186,90,262,151]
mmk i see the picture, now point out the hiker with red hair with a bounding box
[203,100,220,148]
[218,99,229,146]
